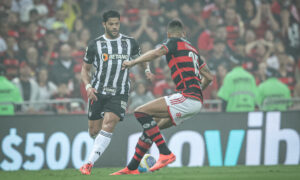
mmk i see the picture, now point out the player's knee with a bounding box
[88,128,99,139]
[134,106,147,114]
[102,120,117,132]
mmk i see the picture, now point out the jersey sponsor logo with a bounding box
[102,53,109,61]
[103,87,116,94]
[101,53,129,61]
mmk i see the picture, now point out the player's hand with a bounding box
[145,71,155,82]
[122,60,135,70]
[87,88,98,101]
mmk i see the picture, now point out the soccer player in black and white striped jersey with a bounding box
[80,10,152,175]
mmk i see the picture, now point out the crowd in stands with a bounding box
[0,0,299,114]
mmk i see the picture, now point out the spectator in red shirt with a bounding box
[0,36,20,80]
[197,14,219,56]
[207,39,230,73]
[224,7,245,49]
[252,1,279,39]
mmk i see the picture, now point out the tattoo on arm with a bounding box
[199,65,213,91]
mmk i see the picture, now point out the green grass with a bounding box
[1,166,300,180]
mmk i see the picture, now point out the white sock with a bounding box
[88,130,112,165]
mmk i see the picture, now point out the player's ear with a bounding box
[182,31,186,38]
[102,22,106,29]
[167,32,170,38]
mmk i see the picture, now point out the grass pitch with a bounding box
[1,165,300,180]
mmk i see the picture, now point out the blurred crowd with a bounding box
[0,0,299,114]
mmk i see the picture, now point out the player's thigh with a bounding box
[101,95,128,132]
[135,97,169,118]
[154,117,173,130]
[88,94,106,120]
[87,94,106,137]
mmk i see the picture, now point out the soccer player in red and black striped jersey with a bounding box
[111,19,213,175]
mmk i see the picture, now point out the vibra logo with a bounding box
[127,112,300,167]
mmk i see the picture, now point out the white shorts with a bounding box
[164,93,202,126]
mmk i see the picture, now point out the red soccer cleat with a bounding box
[110,167,140,175]
[149,153,176,172]
[79,163,93,175]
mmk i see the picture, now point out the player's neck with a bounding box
[104,33,120,40]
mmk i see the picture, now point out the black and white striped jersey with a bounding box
[83,34,140,95]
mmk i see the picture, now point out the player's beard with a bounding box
[106,29,119,39]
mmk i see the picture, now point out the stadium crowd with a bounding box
[0,0,299,114]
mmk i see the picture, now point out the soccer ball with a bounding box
[138,154,156,173]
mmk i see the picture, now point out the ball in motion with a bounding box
[138,154,156,173]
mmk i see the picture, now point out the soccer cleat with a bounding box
[110,167,140,175]
[149,153,176,172]
[79,163,93,175]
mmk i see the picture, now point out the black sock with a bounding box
[127,132,152,170]
[134,112,171,155]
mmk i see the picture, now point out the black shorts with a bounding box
[88,94,128,121]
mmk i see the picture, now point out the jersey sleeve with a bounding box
[130,39,141,59]
[83,41,96,64]
[161,38,177,54]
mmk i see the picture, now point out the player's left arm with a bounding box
[199,65,214,91]
[123,46,167,69]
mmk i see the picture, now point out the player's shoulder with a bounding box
[86,35,106,49]
[165,37,181,43]
[120,34,136,41]
[87,35,102,46]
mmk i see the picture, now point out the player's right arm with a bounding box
[199,65,213,91]
[82,42,98,101]
[198,56,213,91]
[81,62,98,101]
[122,46,167,69]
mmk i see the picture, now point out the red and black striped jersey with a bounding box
[161,38,206,103]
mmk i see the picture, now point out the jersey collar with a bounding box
[103,33,122,41]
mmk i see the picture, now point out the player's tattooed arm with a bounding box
[199,65,213,91]
[81,62,92,86]
[81,62,98,101]
[122,46,167,69]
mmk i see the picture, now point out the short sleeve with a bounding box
[83,41,96,64]
[162,38,177,54]
[131,39,141,59]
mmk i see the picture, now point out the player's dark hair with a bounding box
[167,19,184,33]
[102,10,120,22]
